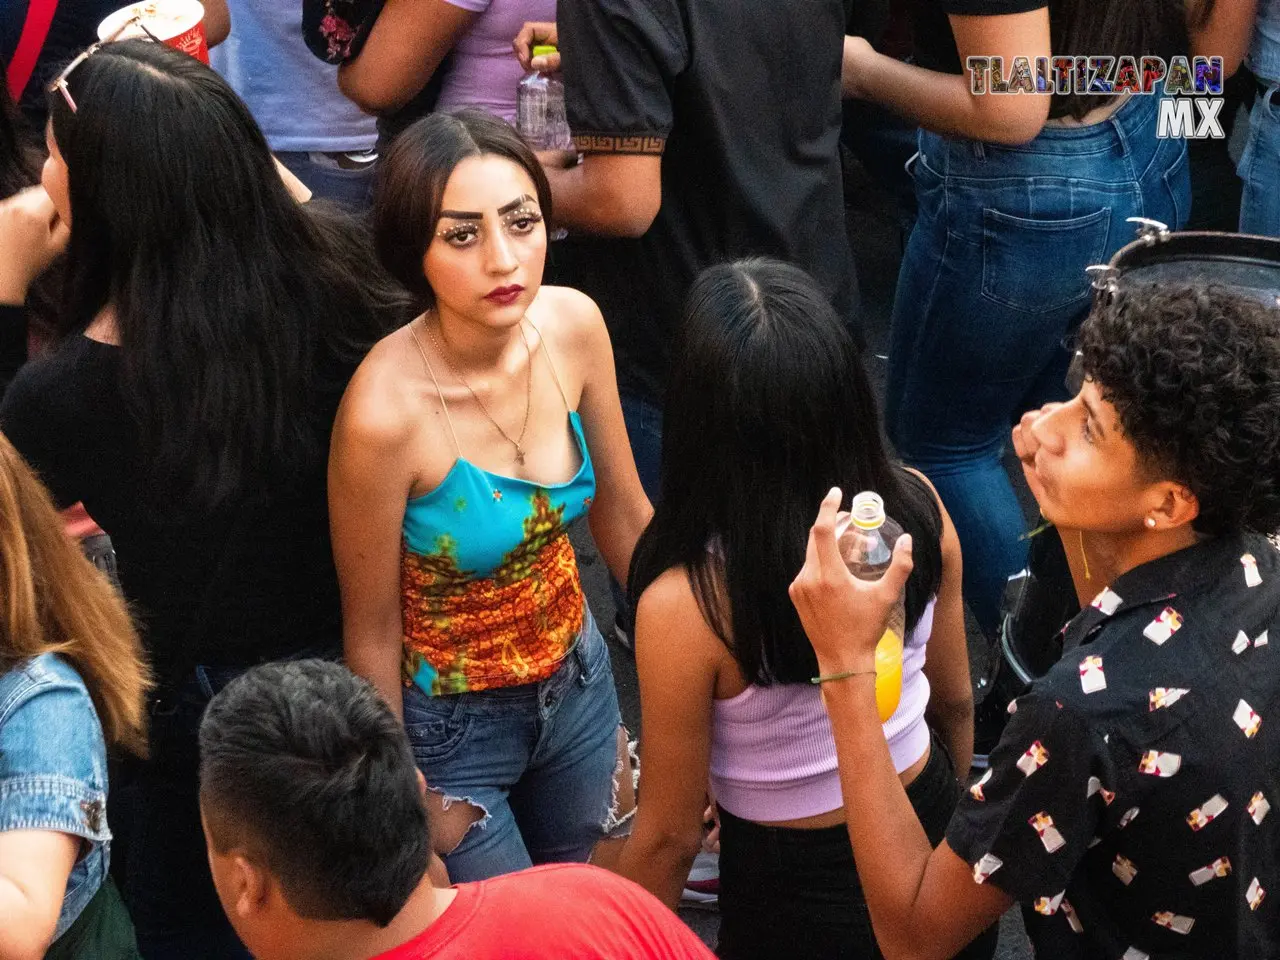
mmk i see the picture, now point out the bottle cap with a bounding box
[532,44,559,57]
[850,491,886,531]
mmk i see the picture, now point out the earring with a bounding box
[1145,517,1157,529]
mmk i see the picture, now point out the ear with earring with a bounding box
[1145,517,1157,529]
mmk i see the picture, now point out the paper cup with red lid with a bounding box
[98,0,209,64]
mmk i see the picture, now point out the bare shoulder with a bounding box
[903,466,960,557]
[528,285,608,357]
[333,324,421,454]
[636,566,725,664]
[903,465,941,502]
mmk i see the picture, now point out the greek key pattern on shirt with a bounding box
[571,133,667,155]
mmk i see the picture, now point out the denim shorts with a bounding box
[402,605,626,882]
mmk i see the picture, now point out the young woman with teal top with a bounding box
[329,109,651,882]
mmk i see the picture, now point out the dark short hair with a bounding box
[372,108,553,308]
[629,258,942,685]
[1080,283,1280,535]
[198,660,430,927]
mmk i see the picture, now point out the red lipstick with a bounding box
[485,284,524,306]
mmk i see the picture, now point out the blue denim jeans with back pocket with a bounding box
[402,605,626,882]
[886,94,1190,636]
[1238,80,1280,237]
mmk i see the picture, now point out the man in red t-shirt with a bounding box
[198,659,714,960]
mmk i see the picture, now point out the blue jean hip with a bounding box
[402,604,625,882]
[1239,80,1280,237]
[885,94,1190,634]
[889,94,1190,455]
[274,151,376,213]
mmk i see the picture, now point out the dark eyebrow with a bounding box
[439,195,536,221]
[498,194,536,215]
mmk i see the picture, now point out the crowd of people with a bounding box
[0,0,1277,958]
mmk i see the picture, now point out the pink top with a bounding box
[436,0,557,124]
[709,600,935,822]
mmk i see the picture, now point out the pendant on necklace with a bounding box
[515,446,526,465]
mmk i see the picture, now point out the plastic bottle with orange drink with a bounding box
[835,491,905,722]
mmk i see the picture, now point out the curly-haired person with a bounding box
[788,284,1280,960]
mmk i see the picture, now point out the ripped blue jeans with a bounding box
[402,606,627,882]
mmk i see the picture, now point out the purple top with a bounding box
[709,601,936,822]
[437,0,557,123]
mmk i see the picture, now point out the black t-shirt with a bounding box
[555,0,859,404]
[947,533,1279,959]
[911,0,1193,121]
[0,0,122,129]
[911,0,1048,75]
[0,305,26,397]
[0,323,348,677]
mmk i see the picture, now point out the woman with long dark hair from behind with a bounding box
[618,259,990,959]
[0,38,409,960]
[0,431,149,959]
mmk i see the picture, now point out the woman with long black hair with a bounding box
[0,38,408,960]
[616,259,986,959]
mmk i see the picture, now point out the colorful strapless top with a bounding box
[401,411,596,697]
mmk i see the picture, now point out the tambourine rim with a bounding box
[1103,229,1280,272]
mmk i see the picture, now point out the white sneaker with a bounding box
[680,851,720,907]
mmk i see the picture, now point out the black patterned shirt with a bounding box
[947,533,1278,959]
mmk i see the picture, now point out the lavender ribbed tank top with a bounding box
[709,600,935,822]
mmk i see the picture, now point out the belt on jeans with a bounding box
[321,150,378,170]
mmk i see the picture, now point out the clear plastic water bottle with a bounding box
[517,45,572,151]
[836,491,906,722]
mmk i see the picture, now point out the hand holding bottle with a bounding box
[790,488,913,720]
[513,22,561,72]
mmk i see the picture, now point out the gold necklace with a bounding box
[424,315,533,465]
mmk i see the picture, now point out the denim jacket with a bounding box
[0,653,111,940]
[1250,0,1280,84]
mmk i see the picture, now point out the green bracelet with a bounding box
[810,669,877,685]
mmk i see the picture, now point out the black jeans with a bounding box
[716,734,999,960]
[111,666,256,960]
[112,645,339,960]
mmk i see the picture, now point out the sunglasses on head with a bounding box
[49,15,161,113]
